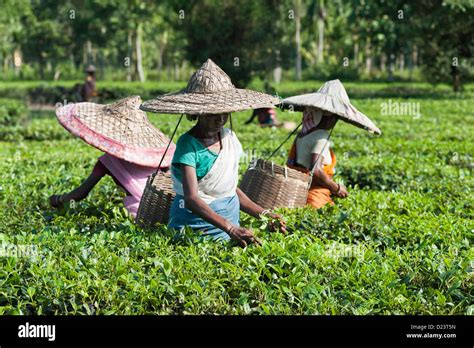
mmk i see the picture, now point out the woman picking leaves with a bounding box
[50,96,175,218]
[282,80,381,209]
[140,59,286,247]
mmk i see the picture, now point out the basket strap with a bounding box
[265,121,302,161]
[309,126,334,176]
[151,114,184,180]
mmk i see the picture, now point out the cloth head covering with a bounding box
[280,79,381,134]
[300,107,323,137]
[55,96,175,167]
[140,59,280,115]
[85,65,96,73]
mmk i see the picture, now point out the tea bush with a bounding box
[0,82,472,315]
[0,99,28,127]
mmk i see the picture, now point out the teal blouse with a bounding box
[171,132,219,182]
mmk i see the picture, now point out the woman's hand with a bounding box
[236,188,286,233]
[265,212,287,233]
[227,225,262,248]
[333,183,349,198]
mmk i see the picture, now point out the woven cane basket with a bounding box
[239,159,312,210]
[136,170,175,229]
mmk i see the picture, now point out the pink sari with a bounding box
[99,153,156,218]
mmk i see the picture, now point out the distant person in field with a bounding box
[49,96,175,218]
[245,108,281,127]
[81,65,98,102]
[282,79,381,209]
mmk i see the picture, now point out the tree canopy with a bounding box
[0,0,472,90]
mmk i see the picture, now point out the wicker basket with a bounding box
[135,170,175,229]
[239,159,312,210]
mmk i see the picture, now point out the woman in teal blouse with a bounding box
[140,59,286,247]
[168,113,286,246]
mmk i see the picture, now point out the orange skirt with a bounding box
[307,183,334,209]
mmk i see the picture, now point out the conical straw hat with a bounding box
[55,96,175,167]
[140,59,280,115]
[281,79,381,134]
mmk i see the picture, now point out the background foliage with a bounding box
[0,0,472,90]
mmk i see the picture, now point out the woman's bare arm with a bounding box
[236,187,287,233]
[310,153,348,197]
[236,187,264,218]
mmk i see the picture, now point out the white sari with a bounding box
[172,128,243,204]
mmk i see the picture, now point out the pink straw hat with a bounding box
[55,96,175,167]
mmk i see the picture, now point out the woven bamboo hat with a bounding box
[140,59,280,115]
[280,79,381,134]
[55,96,175,167]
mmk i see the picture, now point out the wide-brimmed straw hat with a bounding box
[55,96,175,167]
[140,59,280,115]
[280,79,381,134]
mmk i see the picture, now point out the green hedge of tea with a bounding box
[0,85,472,315]
[0,98,28,127]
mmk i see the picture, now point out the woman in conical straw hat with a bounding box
[50,96,175,218]
[281,79,381,209]
[141,59,286,247]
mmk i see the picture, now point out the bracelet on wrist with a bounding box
[259,209,271,218]
[225,222,235,233]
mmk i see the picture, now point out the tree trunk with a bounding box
[412,45,418,68]
[156,31,168,79]
[388,53,395,81]
[13,49,22,76]
[295,0,302,80]
[365,37,372,75]
[181,61,188,80]
[452,65,461,92]
[135,23,145,82]
[157,48,163,74]
[380,53,386,72]
[38,60,45,80]
[166,63,171,80]
[317,1,325,64]
[69,52,75,72]
[409,45,416,80]
[46,61,52,75]
[86,40,92,65]
[353,42,359,67]
[92,47,97,66]
[399,53,405,72]
[273,66,282,84]
[82,43,87,67]
[127,31,132,82]
[174,63,179,81]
